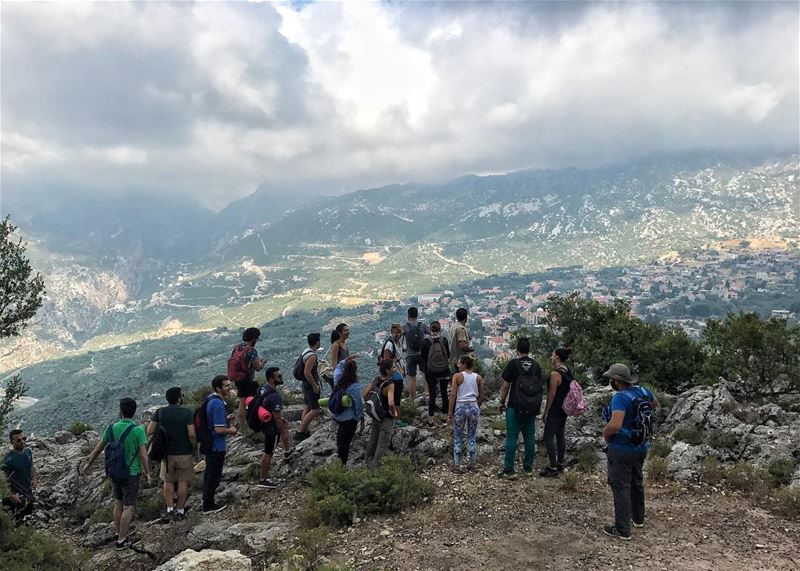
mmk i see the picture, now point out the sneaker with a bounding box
[497,470,518,480]
[173,510,186,521]
[466,462,477,472]
[159,510,174,524]
[602,525,631,541]
[556,464,566,473]
[284,447,295,460]
[539,467,559,478]
[522,467,534,475]
[115,536,135,549]
[632,521,645,528]
[257,478,279,489]
[450,464,464,475]
[202,503,227,515]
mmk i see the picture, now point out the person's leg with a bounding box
[203,452,225,509]
[371,417,394,469]
[453,403,466,466]
[556,414,568,468]
[440,376,450,420]
[337,419,358,464]
[119,506,135,539]
[607,448,633,536]
[466,403,480,466]
[503,407,521,472]
[260,434,277,479]
[406,357,416,400]
[113,499,123,536]
[542,412,558,468]
[298,383,321,435]
[521,414,536,471]
[427,375,438,421]
[631,452,647,525]
[176,481,188,510]
[118,475,140,539]
[365,420,380,464]
[163,480,175,509]
[300,405,310,424]
[260,453,273,479]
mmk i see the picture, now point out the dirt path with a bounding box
[255,462,799,571]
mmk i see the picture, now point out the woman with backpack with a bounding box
[447,354,485,473]
[330,359,364,465]
[421,320,451,427]
[540,347,573,477]
[363,359,401,469]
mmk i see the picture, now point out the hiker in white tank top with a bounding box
[447,354,485,473]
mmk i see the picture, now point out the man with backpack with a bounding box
[201,375,237,514]
[2,429,38,522]
[228,327,266,428]
[294,333,322,441]
[403,307,430,402]
[448,307,473,371]
[421,320,451,426]
[498,337,542,479]
[146,387,196,522]
[82,397,151,549]
[601,363,660,541]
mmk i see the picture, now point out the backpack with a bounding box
[378,339,397,365]
[627,388,655,446]
[365,378,390,422]
[246,388,274,432]
[193,395,215,455]
[427,337,449,372]
[227,344,252,383]
[103,423,136,483]
[328,386,346,415]
[148,415,169,462]
[405,322,424,352]
[558,369,588,417]
[293,349,314,381]
[513,359,544,416]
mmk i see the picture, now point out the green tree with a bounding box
[0,216,46,338]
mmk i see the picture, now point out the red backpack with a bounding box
[227,344,252,383]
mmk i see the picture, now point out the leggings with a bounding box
[426,370,450,417]
[543,410,567,468]
[453,401,480,465]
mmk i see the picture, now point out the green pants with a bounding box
[504,407,536,472]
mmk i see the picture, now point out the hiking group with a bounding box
[3,306,660,548]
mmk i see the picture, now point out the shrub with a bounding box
[490,418,506,431]
[592,392,612,408]
[650,439,672,458]
[646,456,669,482]
[576,445,598,473]
[559,470,579,492]
[280,389,303,406]
[770,486,800,520]
[302,455,433,527]
[768,457,796,487]
[672,424,704,445]
[89,505,114,524]
[399,399,420,423]
[136,492,164,522]
[706,431,737,449]
[724,461,771,496]
[184,384,213,410]
[245,462,261,482]
[67,421,93,436]
[291,526,332,565]
[700,457,725,486]
[229,455,252,466]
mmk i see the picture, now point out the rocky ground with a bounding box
[16,384,800,570]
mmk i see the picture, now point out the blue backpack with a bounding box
[328,386,346,415]
[104,423,135,483]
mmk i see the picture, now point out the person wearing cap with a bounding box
[601,363,660,541]
[147,387,196,523]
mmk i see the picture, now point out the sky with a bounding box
[1,0,798,209]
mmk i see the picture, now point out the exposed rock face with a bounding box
[154,549,252,571]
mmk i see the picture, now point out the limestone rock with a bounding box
[154,549,252,571]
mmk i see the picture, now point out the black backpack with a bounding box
[293,349,313,381]
[193,395,215,455]
[427,337,449,372]
[405,322,424,352]
[627,388,655,446]
[247,385,274,433]
[513,359,544,416]
[365,377,390,422]
[148,410,169,462]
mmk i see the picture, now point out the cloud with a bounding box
[1,1,797,209]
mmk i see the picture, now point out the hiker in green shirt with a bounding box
[82,397,151,549]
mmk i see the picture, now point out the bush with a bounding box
[724,461,771,495]
[576,445,598,473]
[67,421,93,436]
[489,418,506,431]
[280,389,303,406]
[646,456,669,482]
[559,471,579,492]
[89,505,114,524]
[706,431,737,449]
[650,439,672,458]
[672,424,704,445]
[245,462,261,482]
[302,455,433,527]
[768,457,795,487]
[399,399,420,423]
[700,457,725,485]
[770,486,800,520]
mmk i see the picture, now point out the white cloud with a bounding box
[0,1,797,208]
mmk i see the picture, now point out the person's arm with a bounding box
[477,375,486,406]
[362,381,373,401]
[447,374,461,420]
[499,379,511,412]
[382,345,393,361]
[30,452,38,490]
[421,339,430,364]
[602,411,625,442]
[212,400,237,435]
[187,422,197,450]
[138,444,153,484]
[304,353,320,393]
[146,420,157,438]
[331,343,340,365]
[273,411,290,449]
[543,371,561,418]
[82,432,107,473]
[385,382,398,419]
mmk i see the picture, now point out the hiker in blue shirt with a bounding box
[202,375,237,514]
[601,363,660,541]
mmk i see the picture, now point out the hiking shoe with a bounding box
[539,467,559,478]
[556,464,566,473]
[602,525,631,541]
[202,503,227,515]
[466,462,477,472]
[450,464,464,475]
[115,536,135,549]
[632,521,645,528]
[173,510,186,521]
[257,478,279,489]
[522,467,534,475]
[497,470,518,480]
[159,510,174,524]
[284,447,295,460]
[293,431,310,442]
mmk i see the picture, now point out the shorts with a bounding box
[235,380,259,398]
[112,474,141,506]
[405,354,424,377]
[162,454,194,482]
[302,381,320,410]
[263,432,278,454]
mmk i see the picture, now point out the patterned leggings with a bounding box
[453,401,480,466]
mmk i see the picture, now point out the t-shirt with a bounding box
[449,322,469,365]
[153,405,194,456]
[548,368,573,415]
[375,375,403,415]
[301,348,319,384]
[402,321,430,356]
[258,384,283,436]
[2,448,33,499]
[501,357,542,411]
[206,395,228,453]
[608,386,656,453]
[232,343,259,383]
[102,419,148,476]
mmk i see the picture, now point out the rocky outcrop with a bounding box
[154,549,252,571]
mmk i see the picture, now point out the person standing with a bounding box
[330,323,350,370]
[448,308,473,372]
[364,359,401,469]
[540,348,573,477]
[202,375,237,514]
[254,367,293,489]
[83,398,151,548]
[403,307,430,401]
[421,321,451,427]
[228,327,266,428]
[2,429,38,521]
[498,337,542,479]
[447,355,485,473]
[146,387,196,522]
[331,359,365,465]
[602,363,660,541]
[295,333,322,441]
